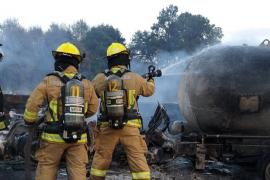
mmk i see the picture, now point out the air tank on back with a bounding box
[179,43,270,135]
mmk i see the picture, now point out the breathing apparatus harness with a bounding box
[44,71,86,143]
[98,68,141,129]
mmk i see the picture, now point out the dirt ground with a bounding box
[0,160,261,180]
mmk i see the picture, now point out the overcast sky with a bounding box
[1,0,270,45]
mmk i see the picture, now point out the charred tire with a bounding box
[258,155,270,180]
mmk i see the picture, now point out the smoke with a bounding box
[138,47,207,104]
[137,50,189,106]
[0,20,73,94]
[131,51,186,125]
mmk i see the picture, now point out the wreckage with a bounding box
[1,41,270,179]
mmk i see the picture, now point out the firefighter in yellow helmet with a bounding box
[23,42,99,180]
[90,42,154,180]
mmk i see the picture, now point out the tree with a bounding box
[130,5,223,64]
[70,20,90,42]
[81,24,125,78]
[174,12,223,51]
[151,4,179,47]
[129,31,156,63]
[44,23,74,50]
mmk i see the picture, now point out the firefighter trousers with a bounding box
[35,140,88,180]
[90,125,150,180]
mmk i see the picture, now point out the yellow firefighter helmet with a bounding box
[52,42,84,62]
[106,42,129,57]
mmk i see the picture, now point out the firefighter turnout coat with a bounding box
[90,66,155,180]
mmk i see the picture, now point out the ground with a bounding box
[0,159,262,180]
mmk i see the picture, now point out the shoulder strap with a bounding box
[73,73,86,81]
[47,71,70,84]
[47,71,85,83]
[103,69,130,77]
[103,69,111,77]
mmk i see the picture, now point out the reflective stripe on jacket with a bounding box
[41,132,87,143]
[23,66,99,143]
[0,120,6,130]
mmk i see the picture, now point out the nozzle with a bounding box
[142,65,162,79]
[154,69,162,77]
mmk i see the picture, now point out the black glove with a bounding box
[147,76,154,82]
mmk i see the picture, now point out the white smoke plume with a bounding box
[0,20,73,94]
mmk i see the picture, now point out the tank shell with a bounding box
[179,46,270,135]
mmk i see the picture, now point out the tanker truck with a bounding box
[174,40,270,179]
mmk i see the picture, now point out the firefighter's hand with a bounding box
[147,77,154,83]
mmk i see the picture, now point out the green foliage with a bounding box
[80,24,125,78]
[70,20,90,42]
[129,31,156,63]
[44,23,74,50]
[130,5,223,64]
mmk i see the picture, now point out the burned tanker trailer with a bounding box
[178,44,270,179]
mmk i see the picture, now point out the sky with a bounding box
[0,0,270,45]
